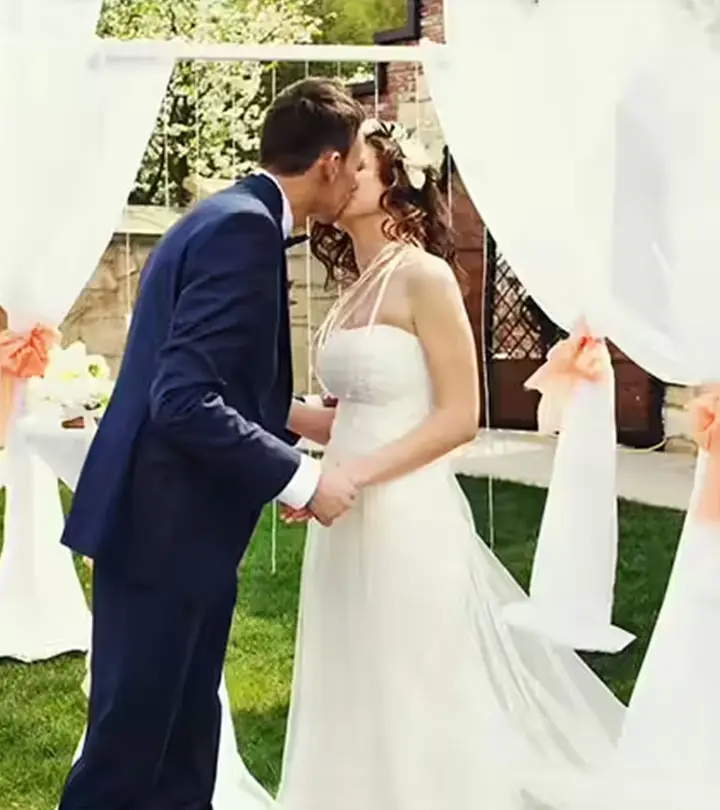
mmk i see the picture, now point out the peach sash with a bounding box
[0,324,56,444]
[688,386,720,523]
[525,319,610,433]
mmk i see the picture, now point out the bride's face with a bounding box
[337,141,384,225]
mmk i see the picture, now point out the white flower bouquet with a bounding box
[27,341,114,427]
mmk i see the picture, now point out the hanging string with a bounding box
[464,155,495,550]
[194,60,202,197]
[270,492,278,574]
[124,231,132,330]
[270,61,278,139]
[413,60,422,136]
[335,61,345,299]
[408,61,496,547]
[374,62,380,117]
[270,59,280,574]
[231,68,239,180]
[435,85,495,548]
[480,231,496,549]
[163,86,171,209]
[303,59,314,395]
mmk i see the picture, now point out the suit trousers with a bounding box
[58,562,236,810]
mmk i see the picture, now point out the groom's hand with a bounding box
[280,506,312,524]
[308,465,359,526]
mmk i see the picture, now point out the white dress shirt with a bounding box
[255,169,321,509]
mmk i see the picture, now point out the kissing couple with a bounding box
[57,77,625,810]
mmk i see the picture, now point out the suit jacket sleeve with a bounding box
[149,211,302,505]
[277,398,304,447]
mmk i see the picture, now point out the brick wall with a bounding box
[421,0,445,41]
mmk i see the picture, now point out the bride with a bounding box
[271,118,627,810]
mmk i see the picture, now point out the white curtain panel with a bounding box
[581,454,720,810]
[429,0,720,801]
[426,0,720,650]
[0,20,172,661]
[0,0,103,39]
[423,0,633,651]
[435,0,720,383]
[592,5,720,804]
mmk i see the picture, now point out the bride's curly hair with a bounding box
[310,120,467,293]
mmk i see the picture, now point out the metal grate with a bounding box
[490,254,548,360]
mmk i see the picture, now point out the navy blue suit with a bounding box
[58,175,302,810]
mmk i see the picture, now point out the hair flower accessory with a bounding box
[361,118,431,191]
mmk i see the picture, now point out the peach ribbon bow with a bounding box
[687,386,720,524]
[524,319,608,434]
[0,323,57,445]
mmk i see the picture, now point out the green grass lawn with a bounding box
[0,478,684,810]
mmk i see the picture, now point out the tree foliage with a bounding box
[99,0,407,205]
[100,0,321,205]
[311,0,407,45]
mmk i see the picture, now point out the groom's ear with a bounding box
[317,149,342,182]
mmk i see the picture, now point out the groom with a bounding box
[58,78,366,810]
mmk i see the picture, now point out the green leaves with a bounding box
[98,0,406,206]
[99,0,322,206]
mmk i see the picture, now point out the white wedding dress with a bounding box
[69,248,627,810]
[273,247,627,810]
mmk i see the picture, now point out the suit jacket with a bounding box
[61,174,301,601]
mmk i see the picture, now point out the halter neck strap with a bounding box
[322,244,407,336]
[312,243,410,395]
[367,252,402,331]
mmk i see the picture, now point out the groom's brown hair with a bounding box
[259,77,365,176]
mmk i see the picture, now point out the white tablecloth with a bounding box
[0,419,91,662]
[20,417,97,490]
[20,418,271,810]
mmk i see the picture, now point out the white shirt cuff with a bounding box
[277,453,321,509]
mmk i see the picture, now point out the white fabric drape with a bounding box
[427,0,720,802]
[0,18,172,661]
[433,0,720,389]
[0,0,102,40]
[423,0,636,651]
[586,4,720,803]
[586,454,720,810]
[503,362,634,653]
[426,0,720,651]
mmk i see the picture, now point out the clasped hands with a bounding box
[283,459,366,527]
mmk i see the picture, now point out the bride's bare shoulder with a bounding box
[400,245,460,296]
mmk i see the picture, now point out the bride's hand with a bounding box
[336,457,374,489]
[281,459,370,526]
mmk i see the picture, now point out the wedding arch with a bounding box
[3,1,720,807]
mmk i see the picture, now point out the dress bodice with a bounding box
[316,324,433,458]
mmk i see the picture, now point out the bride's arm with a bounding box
[341,255,479,488]
[287,398,336,446]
